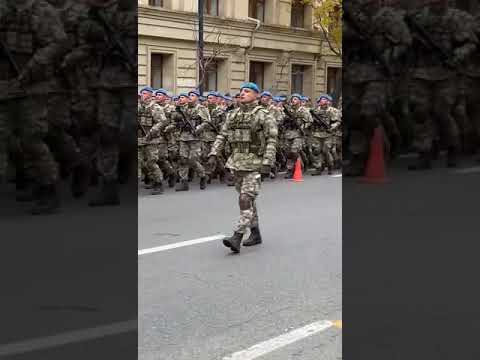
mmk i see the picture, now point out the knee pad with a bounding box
[239,193,252,210]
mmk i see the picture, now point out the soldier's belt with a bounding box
[232,143,262,154]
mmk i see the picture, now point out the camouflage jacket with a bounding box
[344,5,411,83]
[408,7,478,80]
[172,102,211,142]
[138,98,168,145]
[203,104,225,142]
[310,105,341,138]
[209,101,278,172]
[0,0,68,97]
[282,104,313,140]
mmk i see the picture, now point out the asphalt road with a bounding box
[343,156,480,359]
[138,172,342,360]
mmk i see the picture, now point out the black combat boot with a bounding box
[344,155,365,177]
[446,147,457,168]
[89,180,120,207]
[188,168,194,182]
[408,152,432,171]
[31,184,60,215]
[223,232,243,253]
[16,184,40,202]
[243,226,262,247]
[168,174,176,188]
[199,176,207,190]
[151,182,164,195]
[175,180,189,192]
[327,166,333,175]
[71,163,91,198]
[284,169,294,179]
[311,167,323,176]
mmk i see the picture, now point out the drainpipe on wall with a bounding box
[245,17,261,81]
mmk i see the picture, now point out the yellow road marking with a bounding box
[332,320,342,329]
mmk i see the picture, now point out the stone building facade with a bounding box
[138,0,342,99]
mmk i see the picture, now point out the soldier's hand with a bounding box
[207,155,217,171]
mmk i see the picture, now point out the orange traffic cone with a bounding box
[361,126,390,184]
[292,158,304,182]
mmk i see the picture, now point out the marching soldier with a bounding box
[208,82,278,253]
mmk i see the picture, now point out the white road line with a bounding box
[138,234,226,256]
[0,320,136,357]
[331,174,342,177]
[453,166,480,174]
[222,320,334,360]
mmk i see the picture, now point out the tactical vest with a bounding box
[228,107,265,155]
[138,102,154,136]
[0,3,54,81]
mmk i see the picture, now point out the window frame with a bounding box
[291,64,305,94]
[150,54,164,89]
[249,61,265,90]
[204,0,219,16]
[249,0,265,22]
[204,60,219,92]
[148,0,164,7]
[291,1,305,28]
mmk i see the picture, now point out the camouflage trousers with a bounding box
[46,93,80,173]
[0,96,58,186]
[138,144,163,183]
[178,140,205,181]
[409,78,459,153]
[308,137,334,169]
[95,87,136,182]
[233,170,261,234]
[284,137,304,171]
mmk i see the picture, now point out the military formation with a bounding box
[0,0,137,214]
[137,86,343,195]
[343,0,480,175]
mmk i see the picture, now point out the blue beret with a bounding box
[291,93,302,100]
[154,88,168,96]
[140,86,154,93]
[240,82,260,93]
[188,89,201,97]
[206,91,217,98]
[224,96,232,101]
[234,93,241,98]
[179,93,189,98]
[260,91,272,98]
[317,94,333,102]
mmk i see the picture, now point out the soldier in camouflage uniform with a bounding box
[204,92,226,183]
[154,88,176,188]
[327,96,343,169]
[282,94,313,178]
[406,0,477,170]
[208,82,278,253]
[309,95,338,175]
[343,0,411,176]
[0,0,68,214]
[172,91,210,191]
[86,0,137,206]
[138,87,168,195]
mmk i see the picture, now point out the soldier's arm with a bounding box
[209,113,232,157]
[301,109,313,131]
[195,106,213,133]
[452,13,478,63]
[19,3,68,84]
[148,105,169,138]
[261,112,278,166]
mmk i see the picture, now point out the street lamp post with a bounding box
[198,0,205,94]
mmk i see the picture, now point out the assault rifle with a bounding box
[405,14,456,70]
[343,4,393,77]
[176,106,196,134]
[282,105,305,136]
[309,109,331,131]
[92,8,136,75]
